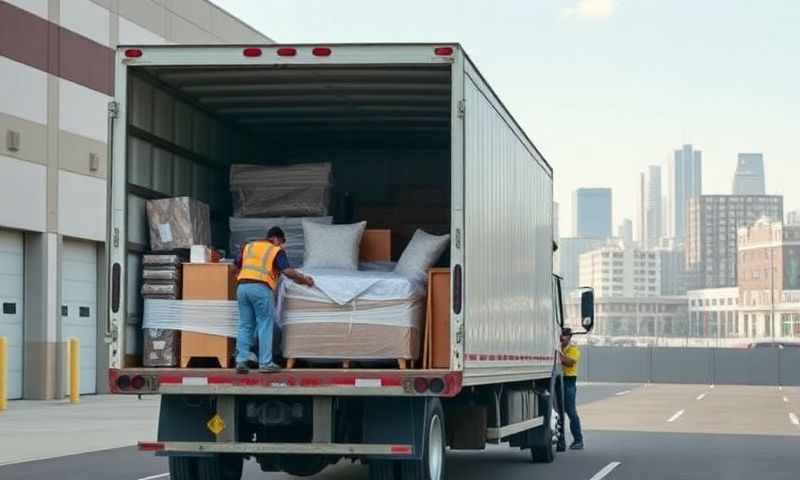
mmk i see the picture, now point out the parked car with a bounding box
[748,341,800,349]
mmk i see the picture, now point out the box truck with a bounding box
[106,43,595,480]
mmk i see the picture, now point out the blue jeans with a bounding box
[235,282,276,365]
[564,377,583,443]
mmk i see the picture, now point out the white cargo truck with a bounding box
[107,43,595,480]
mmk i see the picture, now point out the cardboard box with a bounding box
[181,263,236,368]
[146,197,210,251]
[359,229,391,262]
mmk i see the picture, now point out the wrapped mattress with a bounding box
[278,269,425,361]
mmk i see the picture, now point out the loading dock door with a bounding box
[0,229,24,399]
[61,239,97,394]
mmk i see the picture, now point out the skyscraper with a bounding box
[618,219,633,245]
[686,194,783,289]
[573,188,612,239]
[732,153,765,195]
[667,145,703,242]
[647,165,663,247]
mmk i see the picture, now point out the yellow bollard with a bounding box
[0,336,7,411]
[69,337,80,404]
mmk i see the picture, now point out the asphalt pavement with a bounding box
[2,383,799,480]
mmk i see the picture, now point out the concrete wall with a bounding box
[581,346,798,386]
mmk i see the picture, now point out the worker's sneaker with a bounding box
[258,362,281,373]
[235,362,252,374]
[569,441,584,450]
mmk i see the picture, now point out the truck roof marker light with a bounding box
[312,47,332,57]
[277,47,297,57]
[413,377,429,393]
[124,49,143,58]
[243,47,262,57]
[138,442,165,452]
[434,47,454,56]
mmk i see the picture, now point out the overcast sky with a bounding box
[215,0,800,235]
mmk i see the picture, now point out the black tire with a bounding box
[279,455,328,477]
[169,456,198,480]
[400,398,446,480]
[197,454,244,480]
[369,460,400,480]
[530,381,556,464]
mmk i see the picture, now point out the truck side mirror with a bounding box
[580,289,595,332]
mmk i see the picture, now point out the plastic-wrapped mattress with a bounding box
[278,269,425,361]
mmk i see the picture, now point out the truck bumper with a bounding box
[140,441,413,457]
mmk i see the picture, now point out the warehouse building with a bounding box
[0,0,269,399]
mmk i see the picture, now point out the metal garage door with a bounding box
[0,229,24,399]
[61,239,97,394]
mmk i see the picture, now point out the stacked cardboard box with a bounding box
[141,254,184,367]
[145,197,211,251]
[229,163,332,218]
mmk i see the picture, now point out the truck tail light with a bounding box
[277,47,297,57]
[413,377,429,393]
[243,47,262,57]
[131,375,146,390]
[138,442,165,452]
[116,375,131,390]
[428,378,445,394]
[312,47,332,57]
[434,47,454,56]
[124,49,143,58]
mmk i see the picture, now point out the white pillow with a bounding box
[394,229,450,282]
[302,220,366,270]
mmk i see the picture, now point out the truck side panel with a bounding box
[462,60,556,385]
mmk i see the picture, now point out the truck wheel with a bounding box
[400,398,446,480]
[168,456,198,480]
[530,382,555,463]
[197,454,244,480]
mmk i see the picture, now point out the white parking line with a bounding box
[790,413,799,426]
[667,409,685,423]
[589,461,622,480]
[615,390,631,396]
[696,393,707,401]
[138,474,169,480]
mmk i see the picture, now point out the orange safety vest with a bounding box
[237,241,282,289]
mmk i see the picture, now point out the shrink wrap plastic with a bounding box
[229,163,332,218]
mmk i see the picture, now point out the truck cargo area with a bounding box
[123,61,453,369]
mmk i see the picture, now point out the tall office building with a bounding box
[667,145,703,241]
[686,195,783,289]
[573,188,612,239]
[637,173,646,245]
[647,165,663,247]
[732,153,765,195]
[618,219,634,245]
[558,237,606,292]
[786,210,800,225]
[579,242,661,298]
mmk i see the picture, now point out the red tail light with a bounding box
[131,375,145,390]
[413,377,429,393]
[138,442,165,452]
[243,47,262,57]
[312,47,332,57]
[429,378,445,394]
[277,47,297,57]
[124,49,143,58]
[390,445,413,454]
[434,47,454,56]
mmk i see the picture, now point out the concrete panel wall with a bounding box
[582,346,800,386]
[651,347,712,384]
[0,155,47,232]
[714,348,780,386]
[0,112,47,166]
[58,171,107,241]
[583,346,650,383]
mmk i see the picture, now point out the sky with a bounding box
[215,0,800,236]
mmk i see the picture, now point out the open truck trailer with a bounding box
[106,43,594,480]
